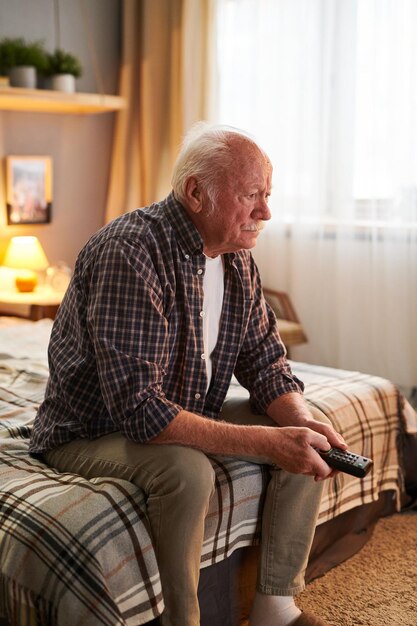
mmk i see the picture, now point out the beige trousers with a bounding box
[44,400,327,626]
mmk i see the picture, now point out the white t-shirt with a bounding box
[202,255,224,388]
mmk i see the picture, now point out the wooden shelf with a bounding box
[0,86,126,115]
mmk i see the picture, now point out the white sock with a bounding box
[249,591,302,626]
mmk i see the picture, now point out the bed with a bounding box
[0,316,416,626]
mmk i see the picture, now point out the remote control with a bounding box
[315,447,373,478]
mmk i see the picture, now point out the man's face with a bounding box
[198,147,273,257]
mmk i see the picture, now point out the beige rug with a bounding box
[297,511,417,626]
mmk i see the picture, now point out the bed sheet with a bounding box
[0,319,415,625]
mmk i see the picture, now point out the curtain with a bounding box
[214,0,417,388]
[105,0,216,221]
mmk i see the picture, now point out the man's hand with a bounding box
[302,418,348,481]
[265,392,348,480]
[303,417,348,451]
[264,425,340,480]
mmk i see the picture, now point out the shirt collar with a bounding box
[164,192,204,257]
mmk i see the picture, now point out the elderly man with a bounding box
[30,123,346,626]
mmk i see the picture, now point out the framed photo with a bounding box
[5,156,52,225]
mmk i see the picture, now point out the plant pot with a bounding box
[9,65,36,88]
[51,73,76,93]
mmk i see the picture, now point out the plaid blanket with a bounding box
[0,319,415,625]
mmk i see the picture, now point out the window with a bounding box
[214,0,417,225]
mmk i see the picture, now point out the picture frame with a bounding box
[5,156,52,225]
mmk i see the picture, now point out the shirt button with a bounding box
[201,353,206,360]
[197,269,203,275]
[194,393,201,400]
[184,254,190,260]
[199,311,205,317]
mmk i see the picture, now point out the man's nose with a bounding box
[256,197,272,221]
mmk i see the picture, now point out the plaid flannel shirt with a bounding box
[29,193,303,453]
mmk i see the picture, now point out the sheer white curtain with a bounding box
[213,0,417,388]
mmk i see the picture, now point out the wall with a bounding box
[0,0,121,269]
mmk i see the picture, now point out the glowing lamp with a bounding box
[3,236,49,293]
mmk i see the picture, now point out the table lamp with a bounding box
[3,236,49,293]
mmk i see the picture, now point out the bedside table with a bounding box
[0,285,64,321]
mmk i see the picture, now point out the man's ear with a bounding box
[184,177,203,213]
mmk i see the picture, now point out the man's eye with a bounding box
[248,193,257,199]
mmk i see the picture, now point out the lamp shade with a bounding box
[3,236,49,270]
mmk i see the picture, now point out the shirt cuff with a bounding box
[121,396,183,443]
[250,372,305,414]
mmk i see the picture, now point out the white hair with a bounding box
[171,122,267,205]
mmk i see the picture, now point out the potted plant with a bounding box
[44,48,83,93]
[0,37,48,88]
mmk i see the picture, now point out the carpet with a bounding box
[297,511,417,626]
